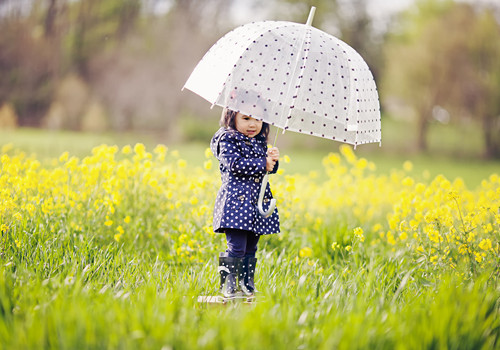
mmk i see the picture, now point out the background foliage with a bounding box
[1,0,500,157]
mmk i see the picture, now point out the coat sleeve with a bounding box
[218,133,267,176]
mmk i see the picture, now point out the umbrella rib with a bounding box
[280,27,313,133]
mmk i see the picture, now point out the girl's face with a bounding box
[234,112,263,138]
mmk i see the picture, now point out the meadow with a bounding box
[0,128,499,349]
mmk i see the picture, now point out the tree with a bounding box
[381,0,500,157]
[467,10,500,158]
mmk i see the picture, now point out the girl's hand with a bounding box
[266,157,276,172]
[267,147,280,162]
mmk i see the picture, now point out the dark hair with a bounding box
[220,108,270,141]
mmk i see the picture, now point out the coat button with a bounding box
[238,195,245,201]
[254,178,260,183]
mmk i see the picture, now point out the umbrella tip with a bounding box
[306,6,316,26]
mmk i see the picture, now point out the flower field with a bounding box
[0,141,499,349]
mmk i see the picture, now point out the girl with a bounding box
[210,108,280,298]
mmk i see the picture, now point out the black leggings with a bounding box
[224,229,260,258]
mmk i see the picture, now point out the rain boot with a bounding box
[239,256,257,296]
[218,253,240,298]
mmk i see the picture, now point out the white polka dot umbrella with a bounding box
[184,7,381,217]
[183,7,381,147]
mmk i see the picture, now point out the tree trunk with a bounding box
[483,115,500,159]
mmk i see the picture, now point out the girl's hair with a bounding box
[220,108,270,141]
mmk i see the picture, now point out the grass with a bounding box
[0,129,499,349]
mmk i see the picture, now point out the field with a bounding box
[0,128,499,349]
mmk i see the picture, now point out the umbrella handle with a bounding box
[257,174,276,218]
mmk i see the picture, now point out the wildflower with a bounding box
[104,216,113,227]
[134,143,146,157]
[124,216,131,224]
[353,227,365,242]
[430,255,438,265]
[386,231,396,245]
[121,145,132,155]
[204,148,212,158]
[478,239,492,251]
[402,176,414,187]
[331,242,340,251]
[59,151,69,163]
[299,247,312,258]
[340,145,356,164]
[203,159,212,170]
[403,160,413,172]
[283,155,291,163]
[177,159,187,168]
[356,158,368,170]
[345,245,352,252]
[1,143,13,153]
[154,145,168,158]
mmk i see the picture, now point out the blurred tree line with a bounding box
[0,0,499,158]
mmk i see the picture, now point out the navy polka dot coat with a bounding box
[211,127,280,235]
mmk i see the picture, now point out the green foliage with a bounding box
[382,0,500,158]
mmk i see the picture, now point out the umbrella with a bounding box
[183,7,381,216]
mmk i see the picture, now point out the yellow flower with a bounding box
[403,160,413,172]
[189,196,199,205]
[203,159,212,170]
[299,247,312,258]
[331,242,340,251]
[154,144,168,157]
[345,245,352,252]
[59,151,69,163]
[124,216,131,224]
[177,159,187,168]
[104,216,113,227]
[478,239,492,251]
[134,143,146,157]
[353,227,365,242]
[283,155,291,163]
[204,148,212,158]
[402,177,414,187]
[386,231,396,245]
[122,145,132,155]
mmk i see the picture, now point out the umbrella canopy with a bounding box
[183,9,381,146]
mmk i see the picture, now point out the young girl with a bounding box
[210,108,280,298]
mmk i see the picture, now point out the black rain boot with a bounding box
[218,253,240,298]
[239,257,257,296]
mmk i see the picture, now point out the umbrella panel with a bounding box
[185,21,381,145]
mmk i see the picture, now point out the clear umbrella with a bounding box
[183,7,381,216]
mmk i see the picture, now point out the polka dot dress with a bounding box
[210,127,280,235]
[184,20,381,146]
